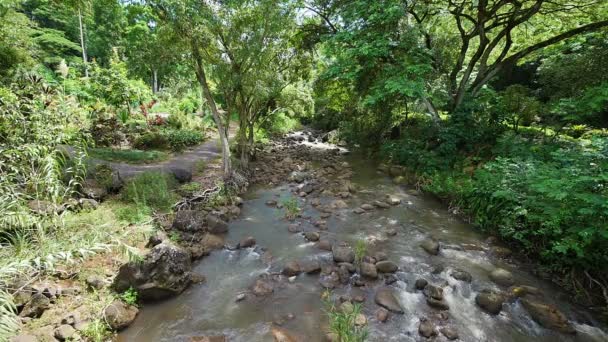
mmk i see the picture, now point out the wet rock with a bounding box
[509,285,541,299]
[54,324,76,340]
[266,199,278,206]
[374,252,388,261]
[301,184,314,194]
[235,293,246,302]
[282,261,301,277]
[19,293,50,318]
[146,231,167,248]
[207,214,228,234]
[340,301,354,314]
[338,265,351,284]
[423,284,444,300]
[360,204,374,211]
[353,208,365,214]
[113,241,192,301]
[386,196,401,205]
[418,319,437,338]
[304,231,320,242]
[104,300,138,331]
[172,210,206,232]
[420,239,440,255]
[426,297,450,310]
[287,224,301,233]
[191,273,206,284]
[440,327,459,340]
[190,336,227,342]
[201,234,225,252]
[271,326,301,342]
[385,228,397,237]
[332,245,355,263]
[61,312,81,326]
[252,277,274,296]
[384,274,399,285]
[491,246,513,258]
[319,272,340,289]
[415,279,428,290]
[316,240,332,251]
[338,262,355,273]
[376,261,398,273]
[373,200,390,209]
[238,236,256,248]
[85,275,108,290]
[170,167,192,183]
[82,179,107,200]
[375,308,389,322]
[300,260,321,274]
[330,199,348,209]
[475,290,505,315]
[521,299,575,334]
[450,268,472,282]
[490,268,514,286]
[360,262,378,279]
[374,287,404,313]
[355,313,367,326]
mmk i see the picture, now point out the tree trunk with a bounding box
[152,69,158,93]
[422,97,441,123]
[78,8,88,78]
[192,43,232,178]
[238,114,249,169]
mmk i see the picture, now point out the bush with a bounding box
[133,132,169,150]
[90,116,124,147]
[163,129,204,151]
[121,172,177,212]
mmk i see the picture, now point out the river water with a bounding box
[119,135,607,342]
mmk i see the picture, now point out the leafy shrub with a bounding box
[163,129,204,151]
[121,172,177,212]
[120,287,138,306]
[133,132,169,150]
[90,116,124,147]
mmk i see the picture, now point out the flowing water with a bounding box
[119,137,607,342]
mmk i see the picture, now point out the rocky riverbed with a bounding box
[111,130,608,341]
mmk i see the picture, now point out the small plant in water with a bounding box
[322,290,368,342]
[354,239,367,265]
[282,197,300,219]
[120,287,138,306]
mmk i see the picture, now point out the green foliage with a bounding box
[162,129,204,152]
[133,131,169,150]
[323,292,368,342]
[120,287,138,306]
[282,197,300,220]
[80,319,111,342]
[0,290,19,341]
[114,203,152,224]
[121,171,177,212]
[89,147,169,164]
[354,240,367,265]
[177,182,201,197]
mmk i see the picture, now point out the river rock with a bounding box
[353,208,365,214]
[450,268,472,282]
[282,261,301,277]
[426,297,450,310]
[374,287,404,313]
[201,233,225,252]
[423,284,443,300]
[475,290,505,315]
[287,224,301,233]
[207,214,228,234]
[172,210,205,232]
[360,204,374,211]
[338,265,351,284]
[238,236,256,248]
[376,261,398,273]
[252,278,274,296]
[509,285,541,298]
[304,231,320,242]
[415,279,428,290]
[385,228,397,237]
[440,327,459,340]
[490,268,514,286]
[271,326,301,342]
[360,262,378,279]
[300,259,321,274]
[170,167,192,183]
[85,275,108,290]
[375,308,389,322]
[316,240,332,251]
[113,241,192,301]
[491,246,513,258]
[418,319,437,338]
[319,272,340,289]
[420,239,440,255]
[338,262,356,273]
[386,196,401,205]
[330,199,348,209]
[521,299,575,334]
[373,200,390,209]
[19,293,50,318]
[104,300,139,331]
[190,336,227,342]
[374,252,388,261]
[54,324,76,340]
[332,245,355,263]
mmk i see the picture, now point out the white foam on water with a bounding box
[440,248,494,270]
[387,218,398,225]
[575,323,608,341]
[443,282,496,341]
[297,242,315,248]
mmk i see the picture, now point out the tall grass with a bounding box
[121,171,178,212]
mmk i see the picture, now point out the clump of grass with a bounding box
[194,160,207,174]
[282,197,300,219]
[88,147,169,164]
[354,239,367,265]
[121,172,178,212]
[114,203,152,224]
[322,290,368,342]
[178,181,201,196]
[80,319,111,342]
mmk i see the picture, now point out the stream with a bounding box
[118,132,607,342]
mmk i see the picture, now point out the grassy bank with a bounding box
[88,148,170,164]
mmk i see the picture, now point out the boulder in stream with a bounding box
[113,241,192,301]
[190,336,227,342]
[520,299,576,334]
[360,262,378,279]
[418,319,437,338]
[104,300,139,331]
[332,245,355,263]
[376,260,398,273]
[475,290,505,315]
[490,268,514,286]
[374,287,404,313]
[420,238,440,255]
[206,214,228,234]
[238,236,256,248]
[282,261,301,277]
[172,210,206,232]
[450,268,472,282]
